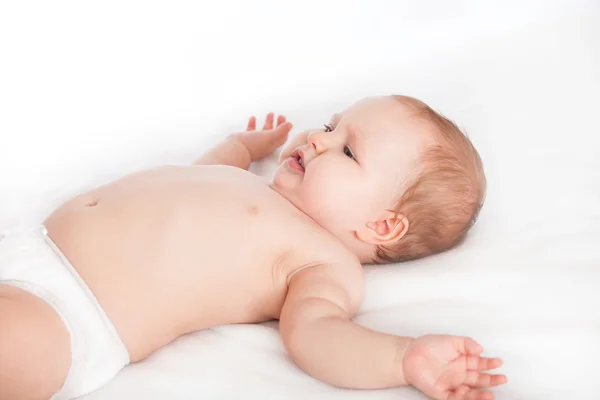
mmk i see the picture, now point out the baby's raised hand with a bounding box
[230,113,293,162]
[403,335,507,400]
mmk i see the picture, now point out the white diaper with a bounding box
[0,225,130,400]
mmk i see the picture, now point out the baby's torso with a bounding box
[44,165,350,361]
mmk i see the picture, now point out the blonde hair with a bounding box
[374,96,486,263]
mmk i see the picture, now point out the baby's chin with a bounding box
[270,161,303,189]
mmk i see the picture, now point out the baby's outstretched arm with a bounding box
[279,263,507,399]
[194,113,292,169]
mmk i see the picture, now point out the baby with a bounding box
[0,95,505,400]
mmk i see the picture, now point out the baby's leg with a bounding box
[0,284,70,400]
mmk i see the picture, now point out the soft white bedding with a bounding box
[1,1,599,399]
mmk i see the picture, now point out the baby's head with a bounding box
[271,95,486,264]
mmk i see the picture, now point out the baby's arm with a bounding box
[280,262,404,389]
[279,263,507,399]
[194,113,292,170]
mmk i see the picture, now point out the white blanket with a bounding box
[1,1,599,399]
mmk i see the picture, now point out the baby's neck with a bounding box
[268,184,374,264]
[292,208,374,264]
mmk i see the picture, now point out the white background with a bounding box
[1,0,598,222]
[1,1,599,399]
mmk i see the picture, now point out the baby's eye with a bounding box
[324,124,334,132]
[343,145,356,161]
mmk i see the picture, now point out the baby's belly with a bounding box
[43,171,286,361]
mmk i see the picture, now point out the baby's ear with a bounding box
[355,211,409,246]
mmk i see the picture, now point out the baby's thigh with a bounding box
[0,284,70,400]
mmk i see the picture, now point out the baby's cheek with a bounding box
[303,171,365,226]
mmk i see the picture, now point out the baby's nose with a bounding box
[307,130,331,155]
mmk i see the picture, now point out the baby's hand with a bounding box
[403,335,507,400]
[230,113,293,162]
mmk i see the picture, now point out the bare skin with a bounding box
[0,102,506,400]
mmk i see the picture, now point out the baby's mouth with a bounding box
[289,150,305,174]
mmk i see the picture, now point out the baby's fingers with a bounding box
[464,371,507,388]
[464,338,483,355]
[247,116,257,131]
[277,115,286,127]
[271,122,293,146]
[263,112,274,130]
[466,356,503,371]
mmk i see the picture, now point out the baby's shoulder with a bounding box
[280,231,365,313]
[284,225,362,278]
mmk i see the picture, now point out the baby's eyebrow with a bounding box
[329,114,362,147]
[346,123,364,157]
